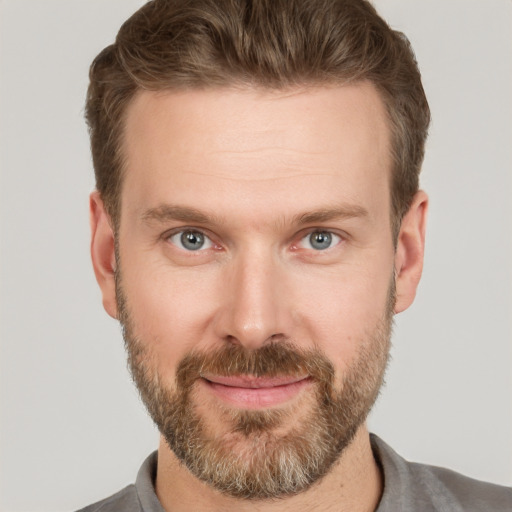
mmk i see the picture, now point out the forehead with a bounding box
[120,83,392,223]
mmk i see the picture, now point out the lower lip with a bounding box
[201,377,312,409]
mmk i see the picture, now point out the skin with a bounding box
[90,82,428,512]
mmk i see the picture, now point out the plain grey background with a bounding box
[0,1,511,511]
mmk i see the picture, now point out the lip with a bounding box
[200,374,312,409]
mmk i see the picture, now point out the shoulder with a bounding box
[75,485,141,512]
[372,435,512,512]
[76,452,161,512]
[408,461,512,511]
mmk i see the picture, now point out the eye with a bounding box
[299,231,341,251]
[168,230,213,251]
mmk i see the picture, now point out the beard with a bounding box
[116,272,394,500]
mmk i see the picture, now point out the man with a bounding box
[80,0,511,510]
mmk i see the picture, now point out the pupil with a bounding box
[181,231,204,250]
[311,231,331,250]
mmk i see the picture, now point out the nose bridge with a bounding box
[217,244,288,349]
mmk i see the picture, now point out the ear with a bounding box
[394,190,429,314]
[90,191,118,319]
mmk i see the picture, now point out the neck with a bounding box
[155,425,382,512]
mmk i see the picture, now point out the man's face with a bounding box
[91,83,424,498]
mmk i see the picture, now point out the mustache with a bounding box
[175,341,335,389]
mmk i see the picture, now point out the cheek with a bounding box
[119,254,224,379]
[291,261,393,374]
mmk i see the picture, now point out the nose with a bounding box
[213,250,291,350]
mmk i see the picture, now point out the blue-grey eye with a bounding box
[309,231,332,250]
[169,230,212,251]
[299,231,340,250]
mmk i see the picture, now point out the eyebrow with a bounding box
[141,205,220,225]
[293,205,369,225]
[141,203,369,227]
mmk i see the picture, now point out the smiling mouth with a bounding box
[200,374,313,409]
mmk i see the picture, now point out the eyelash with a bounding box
[166,229,216,252]
[164,228,344,253]
[294,231,342,251]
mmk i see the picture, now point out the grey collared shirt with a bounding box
[77,435,512,511]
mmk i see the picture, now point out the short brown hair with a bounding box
[85,0,430,234]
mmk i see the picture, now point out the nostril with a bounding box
[225,334,240,345]
[268,333,288,344]
[223,332,288,350]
